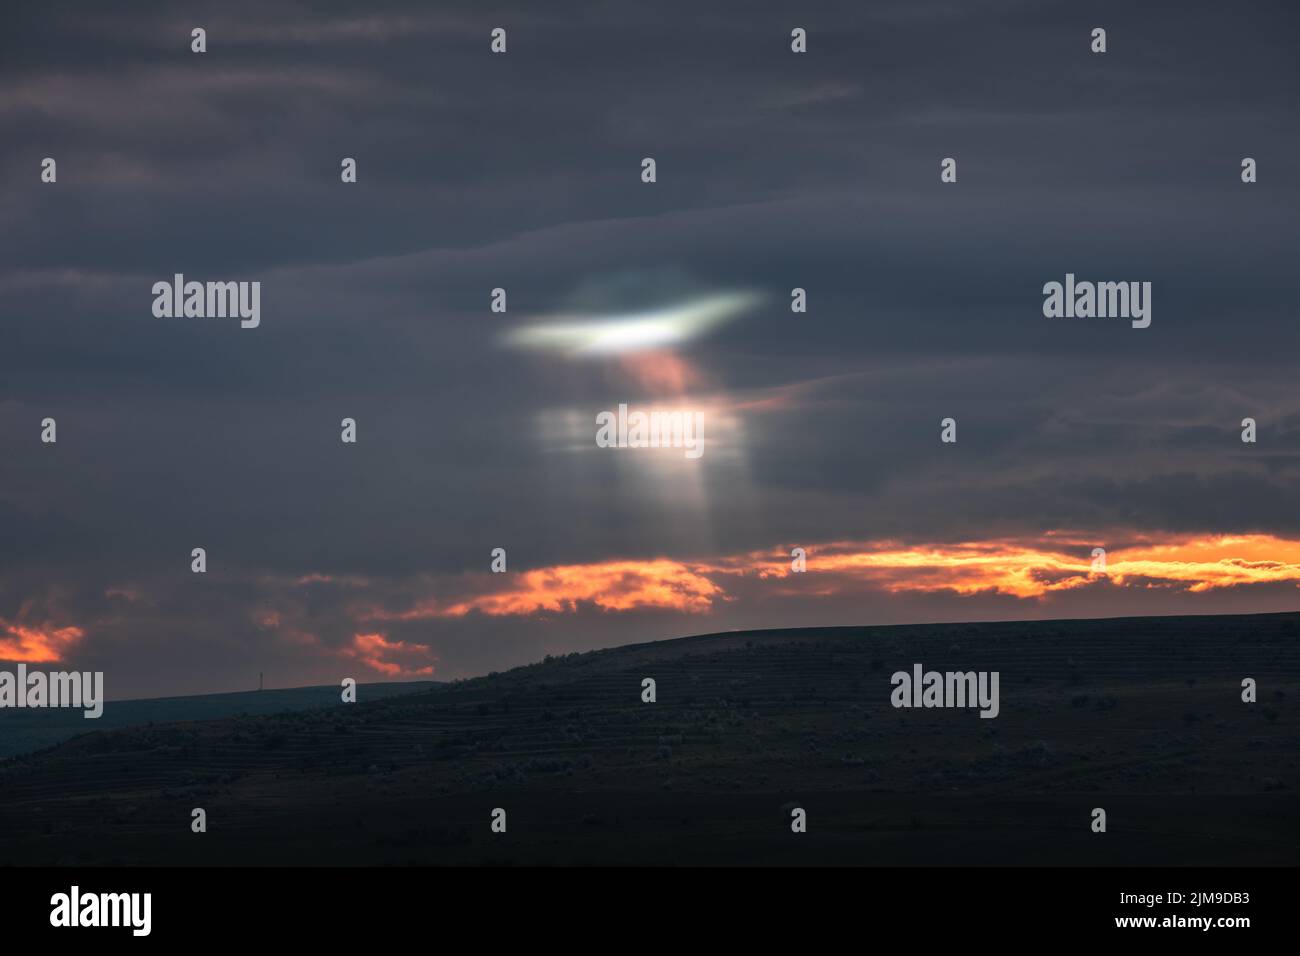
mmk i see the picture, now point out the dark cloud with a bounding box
[2,0,1298,695]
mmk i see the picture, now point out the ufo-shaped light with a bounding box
[501,290,764,357]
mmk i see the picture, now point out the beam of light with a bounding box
[500,290,765,357]
[501,278,767,562]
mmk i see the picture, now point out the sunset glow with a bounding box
[343,632,438,677]
[355,532,1300,621]
[12,534,1296,672]
[0,617,85,663]
[363,558,730,621]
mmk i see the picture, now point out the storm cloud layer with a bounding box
[2,0,1298,697]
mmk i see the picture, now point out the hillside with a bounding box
[0,614,1296,865]
[0,681,440,762]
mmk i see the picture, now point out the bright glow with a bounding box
[502,291,764,356]
[342,632,437,677]
[345,533,1300,621]
[0,617,85,663]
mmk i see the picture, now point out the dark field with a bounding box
[1,613,1296,866]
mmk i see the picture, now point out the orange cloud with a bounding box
[726,533,1300,599]
[1104,535,1300,593]
[733,540,1092,598]
[0,617,85,663]
[365,558,729,621]
[329,533,1300,627]
[342,632,437,677]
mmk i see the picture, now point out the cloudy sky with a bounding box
[2,0,1298,698]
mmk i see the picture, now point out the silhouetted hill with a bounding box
[0,681,439,761]
[0,614,1296,865]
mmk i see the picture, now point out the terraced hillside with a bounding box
[1,613,1297,865]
